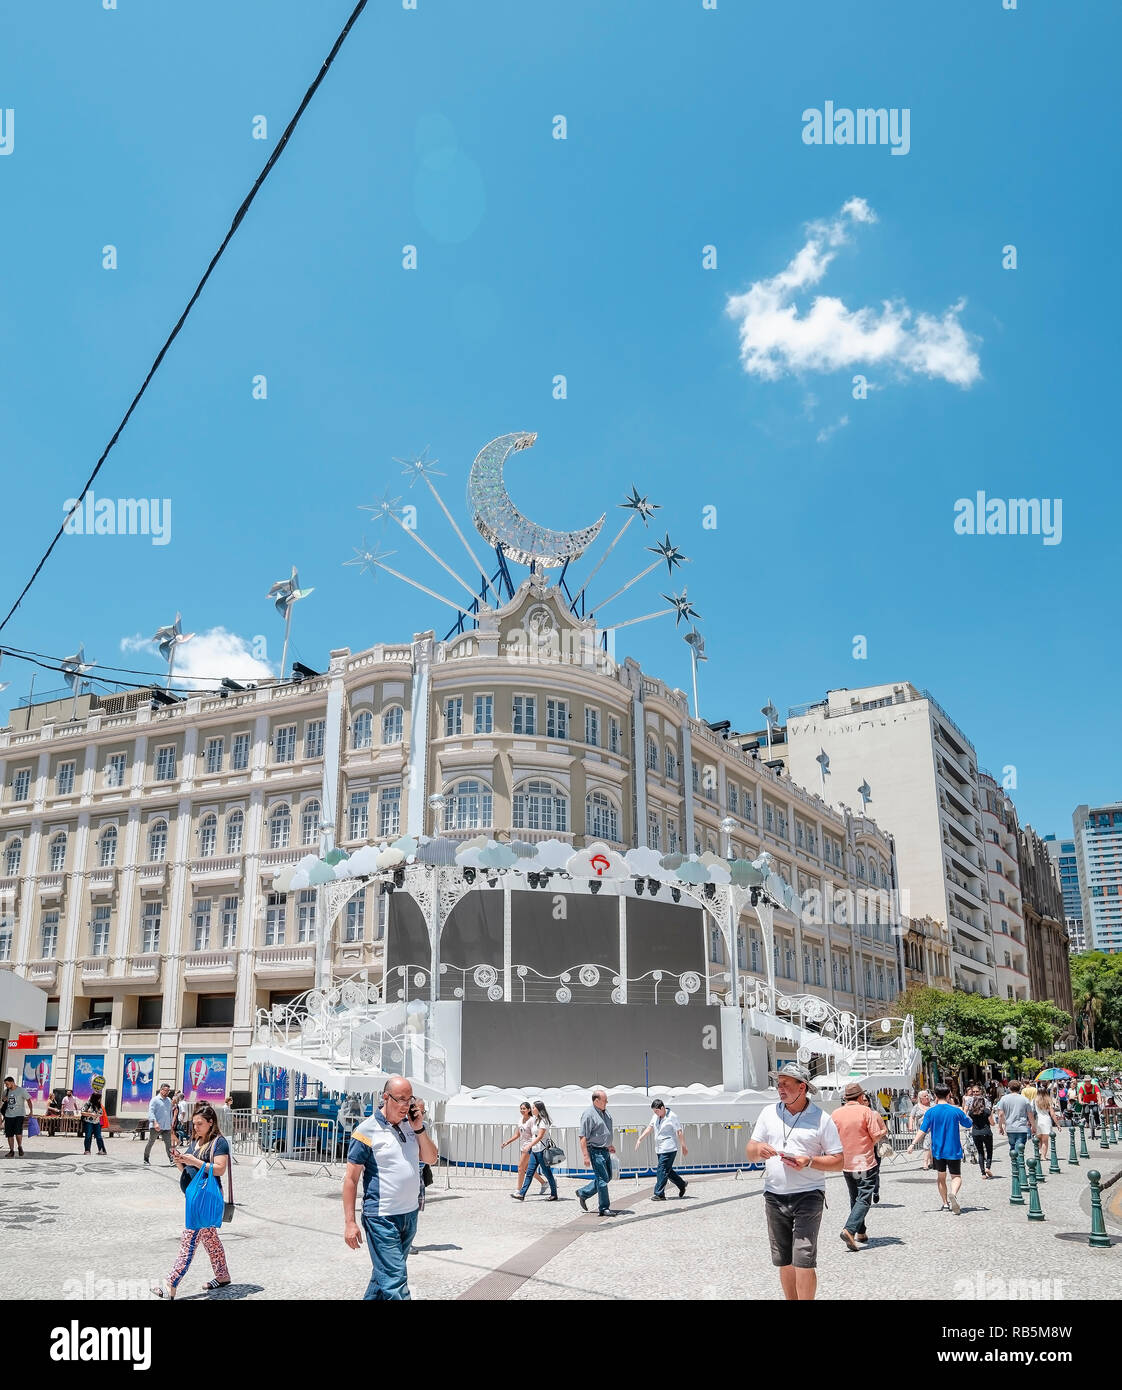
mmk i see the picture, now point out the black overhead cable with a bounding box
[0,0,370,639]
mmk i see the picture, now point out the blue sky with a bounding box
[0,0,1117,840]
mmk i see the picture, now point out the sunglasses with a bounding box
[385,1093,413,1105]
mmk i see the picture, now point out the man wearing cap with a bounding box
[635,1099,688,1201]
[832,1082,888,1251]
[745,1063,844,1301]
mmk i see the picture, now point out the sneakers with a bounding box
[840,1229,860,1252]
[143,1158,150,1166]
[578,1192,589,1212]
[949,1191,961,1215]
[939,1203,950,1211]
[677,1181,689,1199]
[510,1192,525,1202]
[650,1194,667,1202]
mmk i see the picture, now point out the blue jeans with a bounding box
[362,1209,418,1300]
[577,1146,612,1213]
[519,1150,557,1197]
[82,1120,106,1154]
[1007,1131,1030,1159]
[654,1150,686,1197]
[843,1169,876,1235]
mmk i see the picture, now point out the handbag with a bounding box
[543,1142,565,1167]
[185,1161,225,1231]
[26,1116,40,1137]
[223,1145,235,1224]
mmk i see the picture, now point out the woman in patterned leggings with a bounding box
[152,1104,231,1299]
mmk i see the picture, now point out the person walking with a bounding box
[856,1091,886,1204]
[966,1088,994,1178]
[909,1090,934,1170]
[905,1082,971,1214]
[1033,1090,1058,1164]
[512,1100,558,1201]
[80,1090,107,1156]
[833,1082,887,1250]
[151,1104,233,1298]
[636,1098,688,1201]
[3,1075,32,1157]
[342,1075,439,1300]
[144,1083,176,1166]
[993,1079,1037,1163]
[499,1101,548,1195]
[1076,1075,1102,1136]
[745,1063,843,1301]
[174,1091,190,1143]
[576,1088,618,1216]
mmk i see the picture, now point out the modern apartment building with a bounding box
[1018,825,1074,1020]
[1043,834,1085,952]
[978,771,1029,1001]
[0,578,902,1099]
[1072,803,1122,954]
[786,682,999,997]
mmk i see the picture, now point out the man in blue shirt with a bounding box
[144,1084,175,1166]
[906,1082,972,1214]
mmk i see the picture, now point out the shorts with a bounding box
[4,1116,25,1138]
[764,1189,825,1269]
[932,1156,961,1175]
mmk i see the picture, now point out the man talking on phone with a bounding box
[745,1063,843,1302]
[342,1074,439,1300]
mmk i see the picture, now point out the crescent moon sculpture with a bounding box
[468,431,605,568]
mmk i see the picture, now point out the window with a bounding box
[379,787,401,839]
[444,698,463,737]
[692,763,700,793]
[90,905,111,957]
[474,694,493,735]
[141,903,161,954]
[349,790,370,841]
[56,761,75,795]
[585,791,619,842]
[668,819,679,853]
[728,785,739,814]
[13,768,31,801]
[352,711,373,749]
[666,746,678,780]
[304,719,325,758]
[196,995,234,1027]
[137,996,163,1029]
[744,793,756,822]
[301,800,320,847]
[155,745,177,781]
[0,919,11,961]
[204,738,223,774]
[220,896,238,949]
[513,695,536,736]
[147,821,168,863]
[344,897,365,943]
[777,813,788,839]
[274,724,297,763]
[856,854,866,880]
[751,933,761,972]
[737,932,747,971]
[264,893,286,946]
[198,814,217,859]
[445,780,492,831]
[381,707,402,745]
[608,716,621,754]
[5,838,21,876]
[268,804,291,850]
[646,736,658,771]
[710,925,722,963]
[513,781,568,833]
[98,826,118,867]
[192,899,212,952]
[803,950,811,984]
[225,810,244,855]
[231,733,251,771]
[49,833,67,873]
[586,707,600,747]
[296,890,316,943]
[546,699,568,740]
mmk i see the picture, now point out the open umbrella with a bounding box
[1035,1066,1075,1081]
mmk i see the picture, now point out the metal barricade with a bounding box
[224,1109,344,1174]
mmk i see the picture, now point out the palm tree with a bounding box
[1074,972,1108,1051]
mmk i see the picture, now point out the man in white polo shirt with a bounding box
[745,1063,843,1302]
[342,1075,439,1300]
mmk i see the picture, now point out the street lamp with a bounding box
[921,1022,946,1086]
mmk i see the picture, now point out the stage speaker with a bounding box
[230,1089,251,1111]
[103,1088,118,1117]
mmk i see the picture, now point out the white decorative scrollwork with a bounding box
[578,965,600,987]
[341,982,365,1008]
[778,995,793,1011]
[487,984,503,1002]
[611,975,622,987]
[611,987,624,1004]
[453,987,464,999]
[560,971,571,983]
[680,971,701,995]
[473,965,498,989]
[674,990,689,1006]
[413,972,427,987]
[305,990,325,1013]
[555,986,572,1003]
[516,966,527,978]
[797,1046,812,1063]
[652,969,663,981]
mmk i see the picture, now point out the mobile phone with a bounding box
[408,1102,419,1123]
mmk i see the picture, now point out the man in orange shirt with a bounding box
[832,1082,888,1252]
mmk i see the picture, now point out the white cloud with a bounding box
[816,414,850,444]
[725,199,980,387]
[120,626,274,690]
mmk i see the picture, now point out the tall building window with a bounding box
[155,745,177,782]
[147,821,168,863]
[40,909,60,958]
[546,699,568,740]
[585,791,619,842]
[198,814,217,859]
[585,707,600,747]
[512,695,536,736]
[668,819,679,853]
[304,719,325,758]
[344,897,365,943]
[56,761,75,796]
[648,812,660,850]
[296,889,316,943]
[750,932,761,973]
[192,899,212,952]
[352,711,373,750]
[728,785,739,814]
[301,800,320,847]
[5,838,22,876]
[692,764,700,793]
[13,768,31,801]
[264,894,285,946]
[444,698,463,737]
[268,804,291,850]
[379,787,401,839]
[220,896,238,949]
[98,826,118,868]
[474,694,493,735]
[0,917,14,961]
[274,724,297,763]
[513,781,567,833]
[444,780,492,831]
[141,902,161,954]
[349,790,370,841]
[665,746,678,780]
[646,736,658,771]
[231,733,250,771]
[204,738,224,774]
[90,905,111,957]
[49,833,68,873]
[225,810,244,855]
[381,707,403,745]
[608,716,621,754]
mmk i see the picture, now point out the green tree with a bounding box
[1070,953,1122,1051]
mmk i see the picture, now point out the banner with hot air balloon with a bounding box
[119,1053,155,1115]
[182,1053,227,1106]
[72,1054,105,1104]
[21,1054,53,1104]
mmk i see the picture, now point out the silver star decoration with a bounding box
[359,487,404,526]
[396,449,445,488]
[344,539,397,578]
[647,532,687,574]
[621,485,659,525]
[662,588,700,626]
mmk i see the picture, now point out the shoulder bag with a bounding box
[185,1160,225,1231]
[222,1142,235,1224]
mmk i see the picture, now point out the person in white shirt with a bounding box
[636,1099,688,1201]
[745,1063,844,1302]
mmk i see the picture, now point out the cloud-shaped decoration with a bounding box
[456,844,488,870]
[659,852,686,871]
[375,846,407,871]
[729,859,766,888]
[334,860,358,880]
[347,845,382,877]
[272,865,297,893]
[753,851,776,875]
[699,851,729,872]
[625,846,664,876]
[766,872,789,904]
[417,836,458,866]
[456,835,490,856]
[566,841,629,880]
[307,859,338,886]
[510,841,537,860]
[478,842,518,870]
[701,857,731,886]
[530,838,576,871]
[323,848,350,866]
[677,858,710,885]
[391,835,418,861]
[287,868,310,891]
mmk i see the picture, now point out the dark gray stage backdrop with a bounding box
[386,888,722,1087]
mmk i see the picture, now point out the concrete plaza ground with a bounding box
[2,1132,1119,1302]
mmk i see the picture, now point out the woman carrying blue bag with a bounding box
[151,1103,233,1299]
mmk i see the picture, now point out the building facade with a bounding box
[901,914,953,993]
[1043,833,1086,952]
[0,579,903,1099]
[978,772,1029,1001]
[1018,824,1074,1021]
[1072,803,1122,954]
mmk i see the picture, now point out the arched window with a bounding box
[645,736,659,772]
[198,814,217,859]
[512,780,567,833]
[269,804,292,850]
[647,811,660,851]
[444,780,493,832]
[352,711,373,750]
[4,838,21,877]
[381,706,403,745]
[98,826,118,868]
[301,799,321,847]
[225,810,244,855]
[856,853,866,880]
[147,820,168,863]
[665,745,678,780]
[49,833,68,873]
[585,791,619,843]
